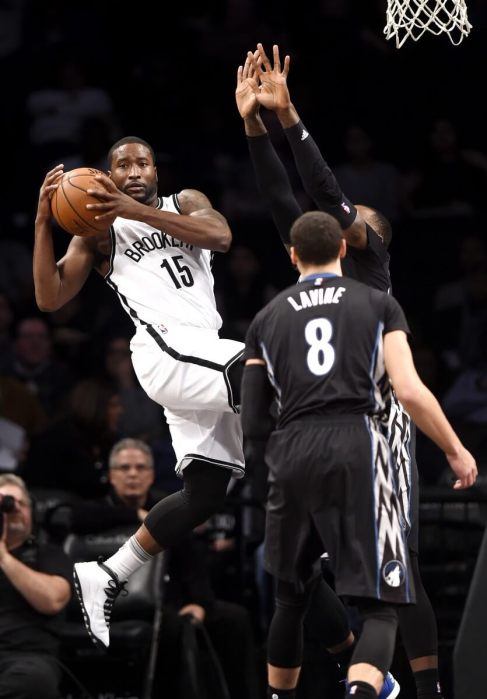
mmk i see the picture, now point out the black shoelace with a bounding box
[97,557,128,627]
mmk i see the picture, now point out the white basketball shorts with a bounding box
[130,324,245,478]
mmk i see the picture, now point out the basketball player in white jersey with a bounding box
[33,137,245,647]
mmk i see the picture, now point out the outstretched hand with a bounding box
[236,51,260,120]
[86,174,143,222]
[251,43,291,113]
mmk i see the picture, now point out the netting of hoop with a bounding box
[384,0,472,48]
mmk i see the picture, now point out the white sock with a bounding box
[103,536,153,581]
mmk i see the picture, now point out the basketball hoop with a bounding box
[384,0,472,48]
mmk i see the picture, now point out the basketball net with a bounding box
[384,0,472,47]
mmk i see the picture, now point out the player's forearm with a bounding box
[394,383,463,457]
[33,219,64,311]
[241,364,275,440]
[137,207,231,252]
[275,103,300,129]
[0,553,70,614]
[282,121,357,230]
[244,113,267,137]
[247,133,302,248]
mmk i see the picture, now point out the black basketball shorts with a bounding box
[264,415,415,605]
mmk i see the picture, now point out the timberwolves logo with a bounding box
[382,560,405,587]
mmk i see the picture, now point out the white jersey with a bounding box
[105,194,222,330]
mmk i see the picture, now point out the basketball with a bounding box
[51,167,115,237]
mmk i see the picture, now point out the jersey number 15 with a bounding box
[160,255,195,289]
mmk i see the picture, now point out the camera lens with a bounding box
[0,495,16,513]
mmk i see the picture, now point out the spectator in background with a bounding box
[4,317,75,417]
[0,473,72,699]
[433,234,487,375]
[26,60,117,170]
[102,335,165,442]
[404,117,487,218]
[0,239,34,315]
[23,379,122,497]
[0,375,47,473]
[58,115,114,174]
[217,245,277,341]
[71,438,261,699]
[334,124,402,223]
[0,292,15,369]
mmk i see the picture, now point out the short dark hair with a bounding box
[364,208,393,249]
[107,136,155,168]
[290,211,343,265]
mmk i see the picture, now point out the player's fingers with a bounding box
[255,55,264,77]
[94,174,115,191]
[283,55,290,78]
[257,42,271,72]
[237,65,243,83]
[86,189,111,201]
[243,56,251,80]
[47,164,64,176]
[273,44,281,73]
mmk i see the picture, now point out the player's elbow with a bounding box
[391,380,425,410]
[43,582,71,615]
[35,292,62,313]
[214,228,232,253]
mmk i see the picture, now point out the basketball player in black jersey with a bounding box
[235,43,453,699]
[241,210,476,699]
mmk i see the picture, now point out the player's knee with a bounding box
[275,578,314,612]
[182,459,231,522]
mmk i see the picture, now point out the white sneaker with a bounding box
[73,558,128,647]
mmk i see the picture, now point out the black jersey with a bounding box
[342,224,391,292]
[244,273,408,429]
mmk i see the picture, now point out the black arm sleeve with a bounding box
[283,121,357,229]
[247,133,302,246]
[241,364,275,440]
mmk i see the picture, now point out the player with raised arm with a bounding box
[34,137,244,647]
[236,43,451,699]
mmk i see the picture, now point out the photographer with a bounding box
[0,474,72,699]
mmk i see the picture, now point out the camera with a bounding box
[0,494,16,513]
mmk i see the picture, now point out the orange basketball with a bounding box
[51,167,114,237]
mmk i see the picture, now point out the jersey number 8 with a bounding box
[305,318,335,376]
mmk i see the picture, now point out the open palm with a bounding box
[235,53,260,119]
[252,43,291,112]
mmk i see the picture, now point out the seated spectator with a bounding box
[4,316,75,417]
[23,379,122,498]
[0,473,72,699]
[0,375,47,473]
[71,438,261,699]
[102,335,165,442]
